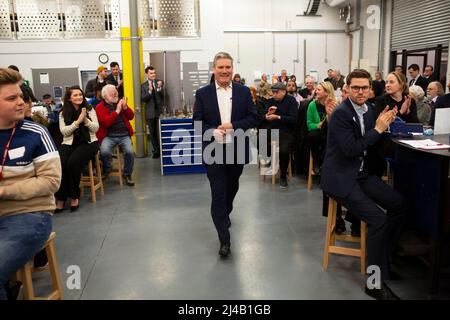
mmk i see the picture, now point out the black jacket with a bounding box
[374,94,419,123]
[265,94,298,136]
[106,73,124,99]
[409,75,429,92]
[321,99,381,198]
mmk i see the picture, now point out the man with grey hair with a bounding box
[299,76,316,100]
[331,69,346,90]
[95,84,135,186]
[193,52,257,258]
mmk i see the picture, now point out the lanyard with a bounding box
[0,125,17,181]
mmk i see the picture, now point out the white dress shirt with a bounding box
[215,81,233,143]
[349,98,369,172]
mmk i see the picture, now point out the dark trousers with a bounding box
[332,173,406,280]
[306,129,326,169]
[205,164,244,244]
[147,117,160,154]
[279,134,294,178]
[267,131,294,178]
[55,142,99,201]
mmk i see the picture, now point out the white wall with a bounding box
[0,0,360,91]
[223,0,350,85]
[0,0,224,91]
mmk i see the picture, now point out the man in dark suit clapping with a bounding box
[193,52,257,258]
[141,66,163,158]
[321,69,407,300]
[106,62,124,99]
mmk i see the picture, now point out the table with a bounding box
[392,134,450,295]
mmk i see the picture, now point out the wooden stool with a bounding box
[323,197,367,274]
[80,152,104,203]
[307,151,315,191]
[17,232,63,300]
[109,145,123,186]
[262,141,293,185]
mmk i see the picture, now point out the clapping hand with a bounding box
[121,97,128,110]
[213,128,227,142]
[76,108,87,125]
[265,114,279,122]
[400,96,411,115]
[375,106,398,134]
[325,98,337,117]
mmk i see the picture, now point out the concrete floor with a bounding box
[32,157,448,300]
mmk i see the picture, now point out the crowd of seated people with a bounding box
[2,59,448,301]
[1,64,139,300]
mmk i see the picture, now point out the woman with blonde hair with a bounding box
[306,81,337,173]
[374,71,419,123]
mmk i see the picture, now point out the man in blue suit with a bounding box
[193,52,257,258]
[321,69,407,300]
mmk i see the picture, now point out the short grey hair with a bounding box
[428,81,445,96]
[409,85,425,99]
[101,84,116,99]
[213,52,233,67]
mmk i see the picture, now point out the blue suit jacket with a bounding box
[321,99,382,198]
[193,82,258,164]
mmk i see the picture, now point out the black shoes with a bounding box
[54,208,65,214]
[365,282,401,300]
[5,281,23,300]
[70,204,79,212]
[33,249,48,271]
[123,175,135,186]
[152,152,160,159]
[219,243,231,258]
[351,224,361,237]
[280,176,288,189]
[336,217,346,235]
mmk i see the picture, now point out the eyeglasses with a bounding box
[350,86,370,92]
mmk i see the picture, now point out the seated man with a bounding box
[0,68,61,300]
[264,82,298,188]
[321,69,407,300]
[96,85,135,186]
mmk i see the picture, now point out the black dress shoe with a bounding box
[54,208,65,214]
[280,176,288,189]
[351,225,361,237]
[219,243,231,258]
[365,282,401,300]
[336,217,346,235]
[6,281,23,300]
[70,205,79,212]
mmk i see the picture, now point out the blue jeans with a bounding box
[0,212,52,300]
[100,136,135,176]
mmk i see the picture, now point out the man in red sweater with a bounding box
[96,85,135,186]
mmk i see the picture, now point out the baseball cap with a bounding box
[271,82,287,91]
